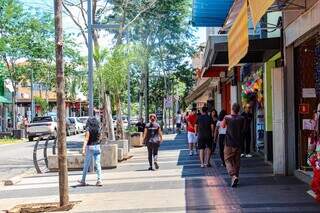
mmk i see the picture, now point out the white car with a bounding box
[68,117,85,133]
[27,116,58,141]
[78,116,89,130]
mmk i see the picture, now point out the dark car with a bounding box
[66,118,77,136]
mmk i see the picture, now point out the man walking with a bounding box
[241,104,253,158]
[175,110,182,134]
[222,103,245,187]
[195,106,214,168]
[187,108,197,156]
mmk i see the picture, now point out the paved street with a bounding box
[0,134,84,182]
[0,133,319,212]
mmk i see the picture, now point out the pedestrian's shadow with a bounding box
[70,183,98,188]
[135,169,151,172]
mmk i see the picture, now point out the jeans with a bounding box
[147,142,159,167]
[81,145,102,182]
[224,145,241,177]
[218,134,226,166]
[241,131,251,154]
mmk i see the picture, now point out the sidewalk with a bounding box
[0,133,319,212]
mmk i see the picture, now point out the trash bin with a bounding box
[12,129,25,139]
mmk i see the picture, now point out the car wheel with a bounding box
[51,130,58,139]
[28,136,34,142]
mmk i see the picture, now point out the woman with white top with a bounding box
[215,110,227,167]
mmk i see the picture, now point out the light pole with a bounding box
[126,32,131,127]
[87,0,94,117]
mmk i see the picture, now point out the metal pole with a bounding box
[31,69,35,120]
[127,33,131,127]
[87,0,94,117]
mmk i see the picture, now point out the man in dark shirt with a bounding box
[241,104,253,158]
[136,118,146,133]
[195,106,214,168]
[222,103,244,187]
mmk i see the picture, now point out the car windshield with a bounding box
[78,117,88,123]
[32,116,53,123]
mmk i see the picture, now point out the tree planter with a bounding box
[47,144,118,171]
[130,132,144,147]
[108,140,129,158]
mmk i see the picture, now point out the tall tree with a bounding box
[54,0,69,207]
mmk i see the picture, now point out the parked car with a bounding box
[27,116,58,141]
[66,118,77,136]
[78,116,89,128]
[68,117,85,133]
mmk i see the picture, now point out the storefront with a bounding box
[294,33,320,171]
[241,65,265,153]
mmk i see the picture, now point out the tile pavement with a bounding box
[0,133,319,212]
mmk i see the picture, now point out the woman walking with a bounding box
[79,117,103,186]
[144,114,163,171]
[210,109,218,154]
[215,110,227,167]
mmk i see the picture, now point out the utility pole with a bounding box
[54,0,69,207]
[31,69,35,120]
[87,0,94,116]
[126,32,131,127]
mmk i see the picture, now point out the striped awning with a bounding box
[227,0,276,69]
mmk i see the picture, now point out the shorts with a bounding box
[176,123,181,128]
[197,137,213,150]
[187,132,197,144]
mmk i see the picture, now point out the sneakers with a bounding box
[148,167,154,171]
[77,180,86,186]
[154,162,159,170]
[200,164,205,168]
[240,153,245,158]
[245,154,253,158]
[189,151,193,156]
[231,176,239,187]
[96,180,103,186]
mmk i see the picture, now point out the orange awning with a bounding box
[248,0,276,28]
[228,0,248,70]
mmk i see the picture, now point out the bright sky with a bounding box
[20,0,205,53]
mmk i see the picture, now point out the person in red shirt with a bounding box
[308,145,320,202]
[187,108,198,156]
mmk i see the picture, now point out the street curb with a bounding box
[1,168,36,187]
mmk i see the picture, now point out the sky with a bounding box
[21,0,206,54]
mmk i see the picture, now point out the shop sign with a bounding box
[299,103,310,114]
[302,119,316,130]
[302,88,316,98]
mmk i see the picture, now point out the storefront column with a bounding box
[264,62,274,162]
[272,67,286,175]
[284,45,297,175]
[230,86,238,107]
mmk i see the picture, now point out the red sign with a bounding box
[299,104,309,114]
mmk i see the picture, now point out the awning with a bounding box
[0,96,11,104]
[202,66,227,78]
[192,0,234,27]
[185,78,212,104]
[205,36,280,66]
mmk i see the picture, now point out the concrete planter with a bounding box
[47,144,118,171]
[108,139,129,158]
[130,132,144,147]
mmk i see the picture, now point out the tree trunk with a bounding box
[144,60,149,122]
[54,0,69,207]
[106,92,115,140]
[115,94,124,140]
[12,83,16,130]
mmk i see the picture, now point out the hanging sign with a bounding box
[302,88,316,98]
[299,103,310,114]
